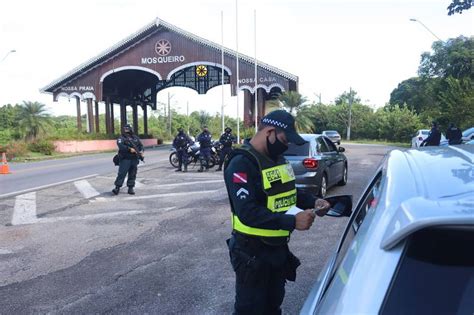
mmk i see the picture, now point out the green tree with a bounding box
[447,0,472,15]
[334,90,361,106]
[17,101,52,141]
[278,91,307,114]
[418,36,474,79]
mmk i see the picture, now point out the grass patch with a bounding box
[343,139,410,148]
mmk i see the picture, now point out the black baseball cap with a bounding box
[261,110,306,145]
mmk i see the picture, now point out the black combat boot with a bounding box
[215,166,222,171]
[128,186,135,195]
[175,168,182,172]
[112,186,120,195]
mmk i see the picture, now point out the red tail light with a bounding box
[418,137,423,141]
[303,158,318,169]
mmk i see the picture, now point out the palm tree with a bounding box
[17,101,51,141]
[279,91,308,114]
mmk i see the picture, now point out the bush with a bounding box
[28,140,56,155]
[5,142,29,160]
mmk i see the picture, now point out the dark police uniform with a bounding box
[446,125,462,145]
[197,130,212,172]
[114,133,143,189]
[224,140,317,314]
[173,131,193,172]
[421,125,441,146]
[217,129,236,171]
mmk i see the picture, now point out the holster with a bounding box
[284,250,301,282]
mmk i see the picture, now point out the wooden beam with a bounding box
[94,101,100,133]
[75,96,82,132]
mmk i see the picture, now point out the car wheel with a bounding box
[319,174,328,198]
[337,164,347,186]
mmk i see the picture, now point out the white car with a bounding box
[411,129,447,148]
[462,127,474,142]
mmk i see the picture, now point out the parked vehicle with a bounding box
[411,129,448,147]
[169,141,220,169]
[284,134,347,197]
[322,130,341,145]
[300,145,474,315]
[462,127,474,142]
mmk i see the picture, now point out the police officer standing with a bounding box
[112,124,144,195]
[446,123,462,145]
[421,121,441,147]
[216,127,235,171]
[224,110,330,314]
[197,126,212,172]
[173,127,193,172]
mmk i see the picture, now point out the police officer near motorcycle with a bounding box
[224,110,330,314]
[173,127,193,172]
[112,124,144,195]
[216,127,236,171]
[197,126,212,172]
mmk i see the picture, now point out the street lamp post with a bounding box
[1,49,16,63]
[409,18,442,41]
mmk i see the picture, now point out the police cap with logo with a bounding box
[261,110,306,145]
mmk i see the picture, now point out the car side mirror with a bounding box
[338,146,345,153]
[324,195,352,217]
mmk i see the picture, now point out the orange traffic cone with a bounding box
[1,152,10,174]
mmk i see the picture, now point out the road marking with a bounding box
[0,249,14,255]
[135,181,144,188]
[92,189,219,202]
[11,192,38,225]
[0,174,99,200]
[155,179,224,188]
[74,180,100,199]
[36,207,176,224]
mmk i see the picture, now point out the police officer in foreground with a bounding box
[224,110,330,314]
[197,126,212,172]
[112,124,144,195]
[421,121,441,147]
[216,127,236,171]
[446,123,462,145]
[173,127,193,172]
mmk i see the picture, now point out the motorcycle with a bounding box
[169,141,220,169]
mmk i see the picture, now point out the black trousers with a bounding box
[176,149,188,169]
[114,158,139,187]
[200,147,211,168]
[218,146,233,168]
[227,233,299,315]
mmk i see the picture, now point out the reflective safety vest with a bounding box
[228,145,297,238]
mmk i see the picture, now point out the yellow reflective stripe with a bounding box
[233,215,290,237]
[338,267,349,285]
[262,163,296,189]
[266,189,297,212]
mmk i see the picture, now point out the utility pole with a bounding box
[347,87,353,141]
[168,92,173,138]
[187,101,190,135]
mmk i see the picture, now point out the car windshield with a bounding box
[284,142,310,156]
[462,127,474,137]
[421,130,429,135]
[325,131,339,136]
[381,228,474,314]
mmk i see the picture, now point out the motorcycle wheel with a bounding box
[169,152,179,168]
[208,155,218,168]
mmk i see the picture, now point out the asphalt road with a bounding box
[0,143,394,314]
[0,146,172,198]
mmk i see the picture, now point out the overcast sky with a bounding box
[0,0,472,118]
